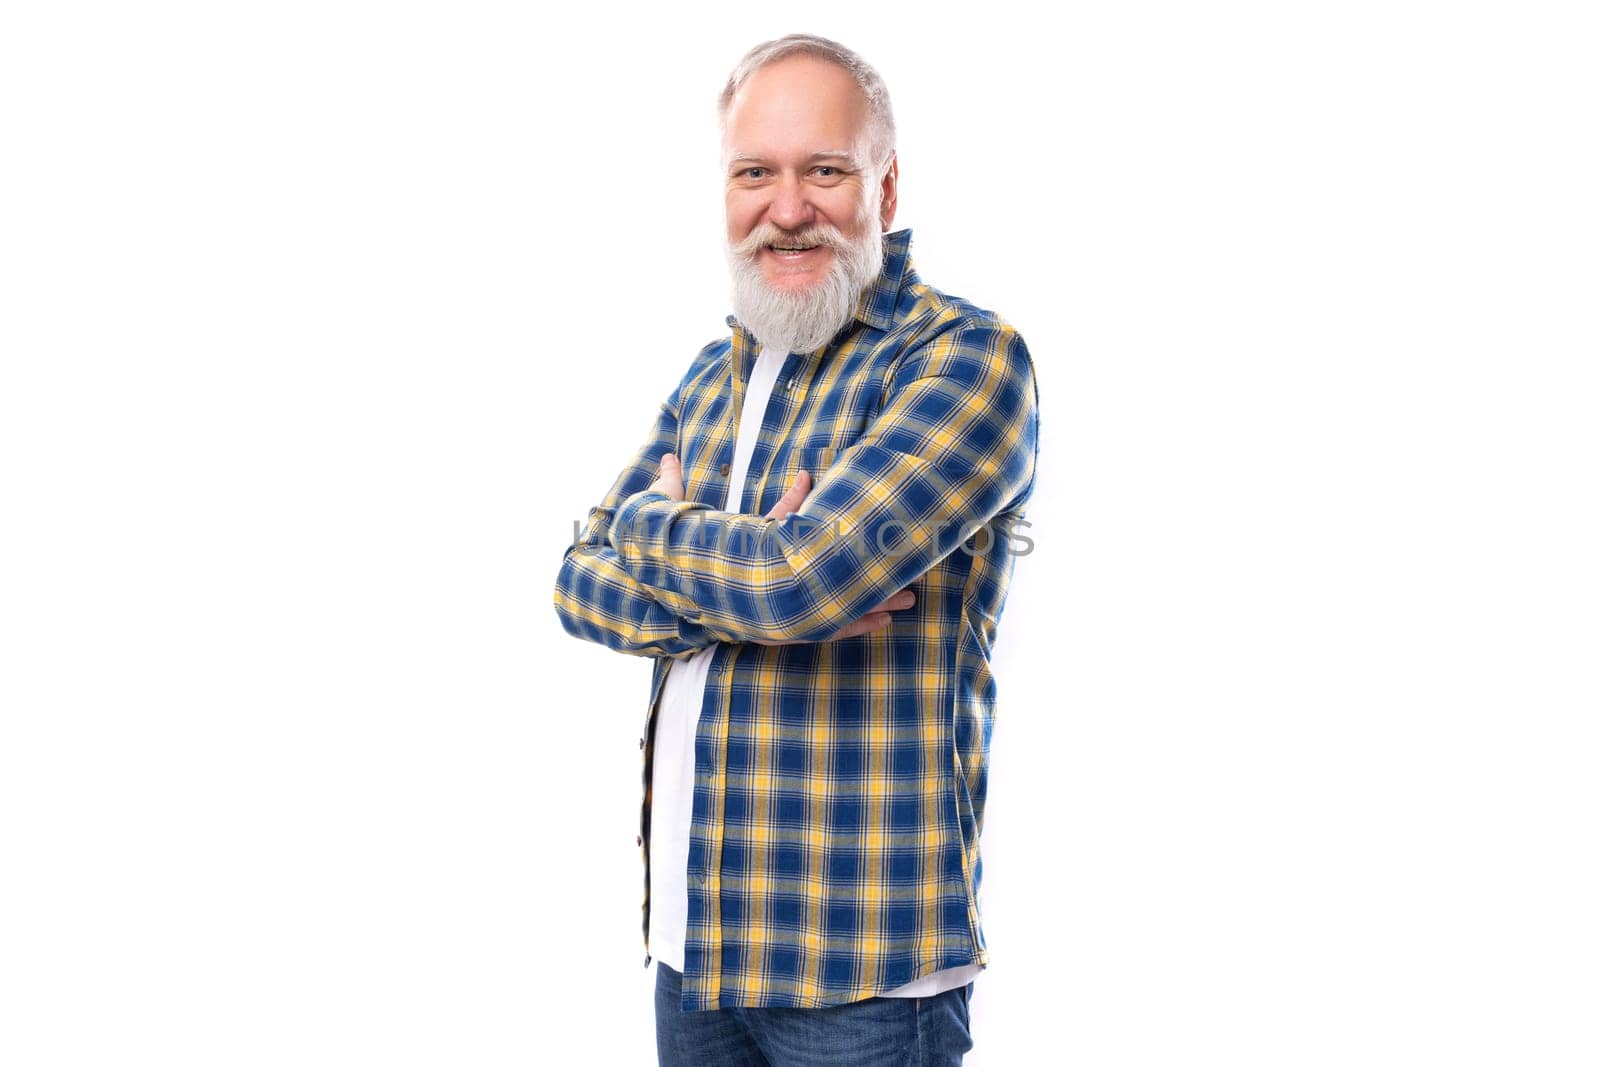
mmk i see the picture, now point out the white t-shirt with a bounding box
[648,344,982,999]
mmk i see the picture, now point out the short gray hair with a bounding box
[717,34,897,172]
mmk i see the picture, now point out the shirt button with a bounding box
[719,462,731,476]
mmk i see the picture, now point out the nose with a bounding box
[765,172,816,232]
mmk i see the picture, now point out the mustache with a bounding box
[730,223,848,259]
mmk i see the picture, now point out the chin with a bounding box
[727,233,877,355]
[761,272,827,297]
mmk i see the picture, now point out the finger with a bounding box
[764,469,811,519]
[756,607,894,646]
[651,453,685,500]
[828,612,891,641]
[867,588,916,613]
[849,612,894,638]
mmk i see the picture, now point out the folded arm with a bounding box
[552,369,739,659]
[607,320,1040,644]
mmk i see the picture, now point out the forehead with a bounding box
[722,55,869,161]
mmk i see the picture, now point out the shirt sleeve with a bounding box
[552,364,742,659]
[606,318,1039,644]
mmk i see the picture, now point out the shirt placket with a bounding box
[680,321,755,1010]
[673,324,831,1009]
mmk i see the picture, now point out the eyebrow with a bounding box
[727,151,860,170]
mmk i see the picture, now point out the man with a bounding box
[553,34,1038,1065]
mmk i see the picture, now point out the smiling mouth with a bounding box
[768,244,821,254]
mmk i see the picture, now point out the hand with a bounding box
[754,465,917,646]
[763,467,811,521]
[649,456,810,512]
[753,586,917,645]
[648,453,685,501]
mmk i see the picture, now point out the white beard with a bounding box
[724,202,885,355]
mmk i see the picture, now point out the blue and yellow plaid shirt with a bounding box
[553,228,1039,1011]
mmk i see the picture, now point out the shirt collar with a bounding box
[724,227,917,342]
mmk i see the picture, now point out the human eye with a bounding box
[739,166,768,179]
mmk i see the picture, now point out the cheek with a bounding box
[726,195,761,238]
[824,189,870,230]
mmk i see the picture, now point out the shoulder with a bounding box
[903,277,1012,334]
[890,279,1037,395]
[662,334,733,413]
[686,333,732,380]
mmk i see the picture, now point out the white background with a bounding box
[2,2,1596,1064]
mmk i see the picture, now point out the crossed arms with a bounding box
[552,318,1039,658]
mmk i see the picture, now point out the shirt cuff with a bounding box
[608,489,692,561]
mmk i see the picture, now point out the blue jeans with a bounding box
[654,962,974,1066]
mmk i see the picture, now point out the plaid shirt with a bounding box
[553,228,1039,1011]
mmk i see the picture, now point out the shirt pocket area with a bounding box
[756,446,838,516]
[789,446,838,482]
